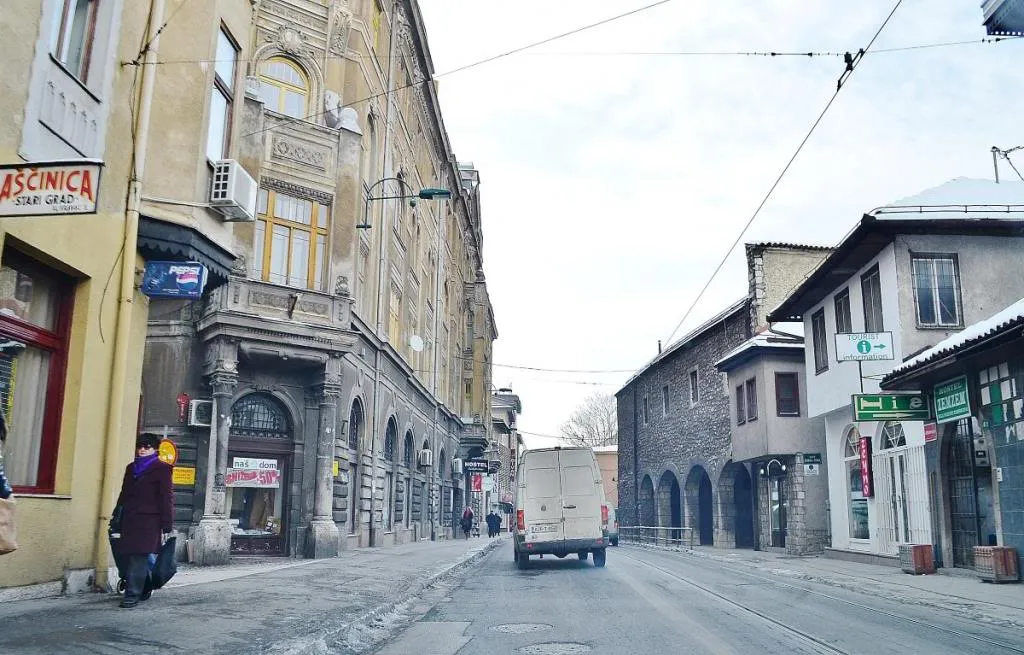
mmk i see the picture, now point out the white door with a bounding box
[522,453,563,544]
[558,449,603,541]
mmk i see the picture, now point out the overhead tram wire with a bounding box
[661,0,905,347]
[238,0,677,140]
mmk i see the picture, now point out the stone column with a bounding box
[193,341,238,565]
[306,357,342,558]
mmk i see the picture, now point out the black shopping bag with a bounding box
[150,536,178,589]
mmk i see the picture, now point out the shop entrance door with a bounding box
[770,475,787,548]
[228,453,287,556]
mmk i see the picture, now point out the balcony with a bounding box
[261,111,341,188]
[199,276,355,355]
[459,423,488,456]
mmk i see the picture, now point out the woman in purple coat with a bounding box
[115,432,173,608]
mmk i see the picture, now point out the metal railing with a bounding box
[618,525,695,549]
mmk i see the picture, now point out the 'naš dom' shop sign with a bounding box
[0,160,102,216]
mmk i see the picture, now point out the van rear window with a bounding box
[526,468,558,497]
[561,466,595,497]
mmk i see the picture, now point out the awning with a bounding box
[137,216,236,289]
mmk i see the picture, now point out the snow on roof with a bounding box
[884,296,1024,381]
[714,327,805,370]
[871,177,1024,221]
[591,445,618,453]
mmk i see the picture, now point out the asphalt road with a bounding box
[374,544,1024,655]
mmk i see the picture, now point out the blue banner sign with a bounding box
[141,261,208,298]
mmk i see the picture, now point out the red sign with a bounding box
[471,473,483,493]
[924,422,937,443]
[0,161,101,216]
[225,468,281,488]
[860,436,874,498]
[177,393,190,423]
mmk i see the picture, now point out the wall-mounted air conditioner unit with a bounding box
[452,458,463,476]
[210,160,257,222]
[188,399,214,427]
[418,449,434,468]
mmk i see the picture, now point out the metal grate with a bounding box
[948,418,979,568]
[230,395,289,440]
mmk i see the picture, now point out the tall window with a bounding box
[775,373,800,416]
[348,401,363,451]
[383,418,396,462]
[383,471,393,530]
[845,429,869,539]
[812,308,828,373]
[254,189,329,290]
[206,27,238,162]
[259,58,308,119]
[0,250,73,494]
[388,287,401,345]
[745,378,758,421]
[735,384,746,425]
[912,255,961,327]
[861,266,884,332]
[689,368,699,405]
[662,384,670,415]
[834,288,852,334]
[52,0,98,82]
[403,431,415,469]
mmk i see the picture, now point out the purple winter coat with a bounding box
[115,460,173,555]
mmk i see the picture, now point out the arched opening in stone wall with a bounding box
[685,465,714,546]
[639,475,655,526]
[657,470,681,540]
[732,465,755,549]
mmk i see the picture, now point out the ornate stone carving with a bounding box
[271,136,327,169]
[271,24,313,58]
[335,275,350,297]
[231,254,247,276]
[248,289,330,317]
[260,177,333,205]
[329,3,353,56]
[209,371,239,397]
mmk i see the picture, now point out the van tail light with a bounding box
[517,509,525,532]
[601,505,609,526]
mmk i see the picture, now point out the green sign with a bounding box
[934,375,971,424]
[852,394,931,421]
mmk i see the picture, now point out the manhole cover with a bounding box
[491,623,553,634]
[518,643,591,654]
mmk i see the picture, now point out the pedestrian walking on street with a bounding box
[461,506,474,539]
[113,433,173,608]
[486,511,500,537]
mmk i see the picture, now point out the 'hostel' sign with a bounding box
[0,160,102,216]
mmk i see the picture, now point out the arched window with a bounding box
[438,448,446,479]
[403,431,415,468]
[348,401,363,451]
[259,57,308,118]
[231,394,290,440]
[844,427,869,539]
[881,421,907,450]
[384,418,397,462]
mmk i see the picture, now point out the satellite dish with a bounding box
[410,335,425,352]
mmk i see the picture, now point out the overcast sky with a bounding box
[416,0,1024,447]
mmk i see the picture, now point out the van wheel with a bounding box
[577,550,588,561]
[516,552,529,570]
[593,548,607,567]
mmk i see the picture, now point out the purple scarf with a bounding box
[133,453,159,478]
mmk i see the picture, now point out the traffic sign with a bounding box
[835,332,894,362]
[852,394,931,421]
[934,375,971,424]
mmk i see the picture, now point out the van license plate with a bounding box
[531,524,557,534]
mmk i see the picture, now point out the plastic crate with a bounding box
[974,546,1020,583]
[899,544,935,575]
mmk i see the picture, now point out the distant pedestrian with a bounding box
[461,506,474,539]
[486,511,501,537]
[114,433,173,608]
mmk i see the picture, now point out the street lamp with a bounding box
[361,176,450,547]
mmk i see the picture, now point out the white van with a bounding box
[513,446,609,568]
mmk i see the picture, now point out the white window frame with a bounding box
[52,0,99,83]
[206,26,239,163]
[911,254,962,328]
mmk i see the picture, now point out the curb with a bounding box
[266,537,506,655]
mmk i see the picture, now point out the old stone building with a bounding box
[617,244,829,549]
[130,0,497,563]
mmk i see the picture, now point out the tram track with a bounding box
[620,547,1024,654]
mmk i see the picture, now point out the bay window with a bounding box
[254,188,329,291]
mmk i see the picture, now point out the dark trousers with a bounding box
[123,553,152,604]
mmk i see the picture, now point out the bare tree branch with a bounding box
[559,392,617,448]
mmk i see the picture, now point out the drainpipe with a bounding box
[94,0,164,586]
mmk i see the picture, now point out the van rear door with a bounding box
[558,449,603,541]
[523,451,564,544]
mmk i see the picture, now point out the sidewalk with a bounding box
[0,535,505,655]
[629,542,1024,628]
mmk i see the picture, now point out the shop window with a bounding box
[861,265,884,332]
[348,401,363,451]
[745,378,757,421]
[0,250,73,494]
[52,0,99,83]
[834,288,852,334]
[206,26,239,162]
[911,255,962,328]
[258,57,308,119]
[775,373,800,417]
[811,308,828,373]
[844,429,869,539]
[254,188,329,291]
[980,362,1023,428]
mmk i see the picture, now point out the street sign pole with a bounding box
[858,361,864,394]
